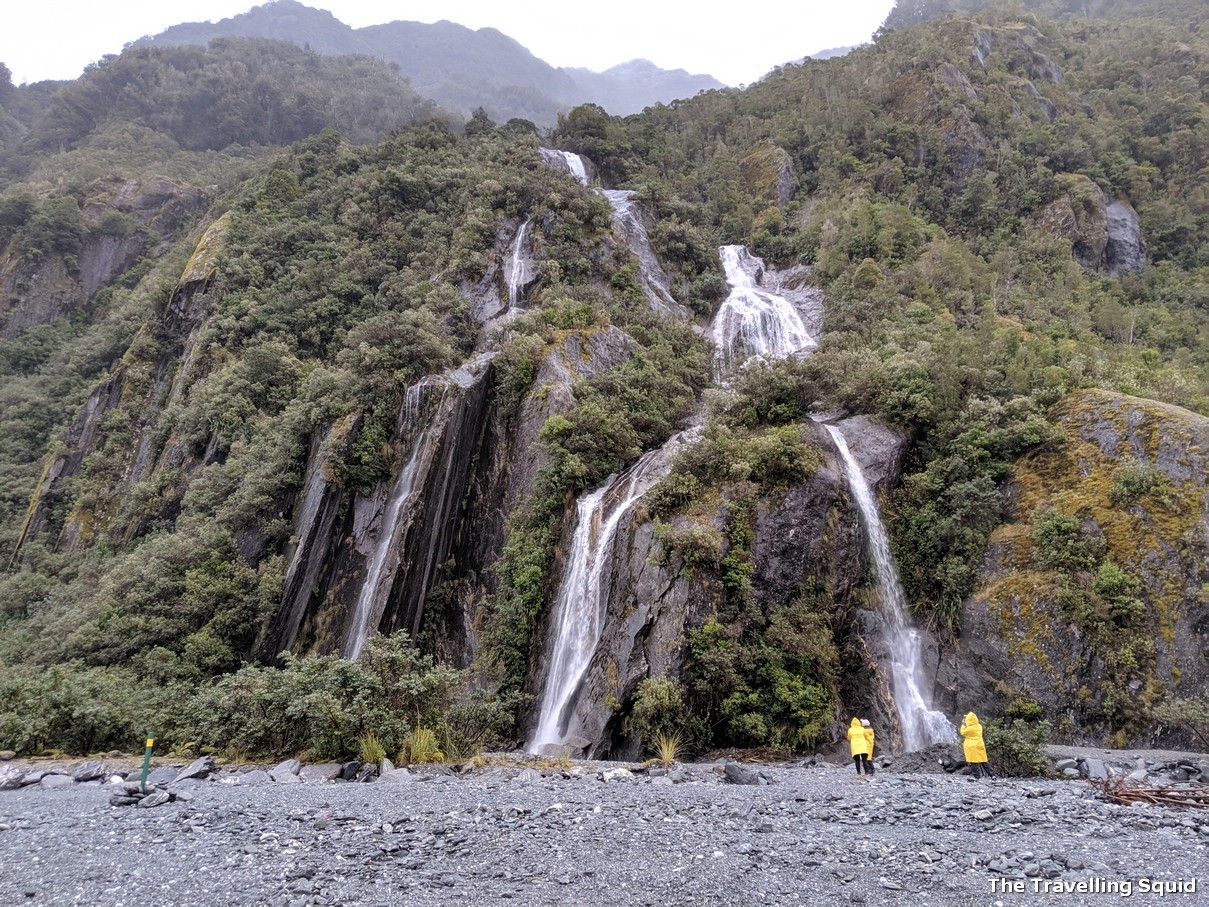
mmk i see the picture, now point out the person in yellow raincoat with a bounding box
[848,718,870,777]
[860,719,876,776]
[960,712,996,779]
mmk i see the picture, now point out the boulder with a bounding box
[300,763,342,783]
[379,768,416,784]
[238,770,272,785]
[269,759,302,782]
[39,774,74,790]
[0,767,24,790]
[145,766,180,787]
[722,763,761,786]
[175,755,216,782]
[1079,758,1109,780]
[137,791,171,808]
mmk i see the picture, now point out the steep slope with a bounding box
[0,0,1206,761]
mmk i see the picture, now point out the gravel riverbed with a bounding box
[1,756,1206,906]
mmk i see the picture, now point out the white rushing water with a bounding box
[602,189,682,317]
[507,217,531,312]
[539,147,589,186]
[823,423,957,751]
[529,432,695,752]
[712,244,816,374]
[343,381,445,660]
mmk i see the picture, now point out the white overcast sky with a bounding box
[2,0,897,88]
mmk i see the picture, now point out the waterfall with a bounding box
[602,190,683,318]
[823,423,957,751]
[507,217,531,312]
[343,381,445,660]
[539,147,589,186]
[529,432,695,752]
[712,244,816,373]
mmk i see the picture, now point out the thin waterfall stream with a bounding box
[343,380,445,659]
[823,423,957,750]
[507,217,531,312]
[529,434,695,751]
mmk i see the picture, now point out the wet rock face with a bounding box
[554,418,911,759]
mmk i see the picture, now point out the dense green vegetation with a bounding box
[0,0,1207,756]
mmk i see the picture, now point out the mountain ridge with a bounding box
[133,0,725,124]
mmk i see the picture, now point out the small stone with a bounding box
[137,791,171,808]
[973,809,994,821]
[0,751,14,761]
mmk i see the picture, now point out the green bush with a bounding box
[984,718,1052,777]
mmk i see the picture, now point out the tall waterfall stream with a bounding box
[823,424,957,749]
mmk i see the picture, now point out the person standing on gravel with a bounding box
[848,718,870,778]
[860,719,876,776]
[960,712,996,779]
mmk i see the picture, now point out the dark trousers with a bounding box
[972,761,996,779]
[859,753,875,775]
[853,755,865,774]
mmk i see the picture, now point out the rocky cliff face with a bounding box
[0,177,208,339]
[939,389,1209,744]
[536,416,913,759]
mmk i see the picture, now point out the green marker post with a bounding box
[139,732,155,793]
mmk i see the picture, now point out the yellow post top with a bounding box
[145,737,155,748]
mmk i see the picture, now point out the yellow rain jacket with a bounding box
[960,712,988,763]
[848,718,869,757]
[863,724,875,756]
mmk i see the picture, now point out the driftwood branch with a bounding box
[1089,775,1209,809]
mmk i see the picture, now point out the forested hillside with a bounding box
[0,0,1205,762]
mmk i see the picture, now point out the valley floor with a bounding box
[0,756,1206,906]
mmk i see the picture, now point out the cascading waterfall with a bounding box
[507,217,531,312]
[343,380,446,659]
[539,147,589,186]
[712,244,817,373]
[528,229,824,753]
[823,423,957,751]
[529,433,695,752]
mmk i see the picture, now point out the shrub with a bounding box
[984,718,1052,777]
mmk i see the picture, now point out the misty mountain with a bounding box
[135,0,724,124]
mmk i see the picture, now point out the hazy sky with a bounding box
[3,0,897,88]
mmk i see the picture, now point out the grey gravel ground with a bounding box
[1,757,1207,906]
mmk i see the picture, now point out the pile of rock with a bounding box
[1048,749,1209,785]
[0,759,111,791]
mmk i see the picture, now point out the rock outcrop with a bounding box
[939,390,1209,744]
[1039,174,1146,274]
[539,416,911,759]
